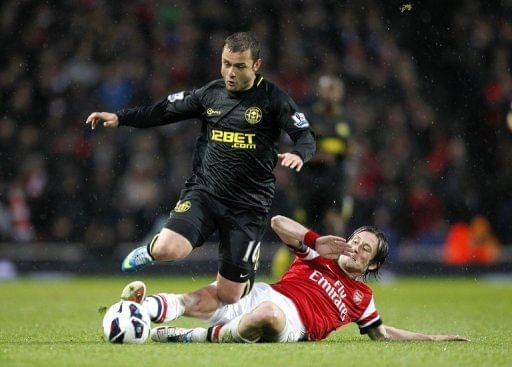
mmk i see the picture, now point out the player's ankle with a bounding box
[207,316,260,343]
[146,234,159,261]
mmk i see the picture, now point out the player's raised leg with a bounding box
[140,280,235,324]
[143,274,251,324]
[118,280,187,324]
[121,228,193,272]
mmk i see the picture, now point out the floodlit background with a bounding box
[1,1,511,366]
[0,0,511,276]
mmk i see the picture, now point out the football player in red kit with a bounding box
[121,215,468,343]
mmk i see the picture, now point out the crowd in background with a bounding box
[1,0,511,257]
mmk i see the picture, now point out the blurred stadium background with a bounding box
[1,0,512,279]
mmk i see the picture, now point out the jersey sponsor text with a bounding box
[309,270,348,321]
[211,129,256,149]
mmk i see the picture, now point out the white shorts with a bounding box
[209,282,307,342]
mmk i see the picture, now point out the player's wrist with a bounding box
[115,110,124,126]
[290,150,304,161]
[287,242,308,253]
[303,230,320,249]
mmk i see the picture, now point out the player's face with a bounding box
[337,231,379,277]
[221,47,261,92]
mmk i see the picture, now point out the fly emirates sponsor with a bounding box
[309,270,349,321]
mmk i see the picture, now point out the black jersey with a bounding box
[116,75,316,213]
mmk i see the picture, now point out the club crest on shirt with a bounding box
[291,112,309,128]
[245,106,262,124]
[353,290,363,305]
[174,200,191,213]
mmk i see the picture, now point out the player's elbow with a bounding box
[270,215,286,231]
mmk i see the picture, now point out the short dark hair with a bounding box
[224,32,260,62]
[348,226,389,281]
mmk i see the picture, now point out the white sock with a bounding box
[190,328,208,342]
[144,293,185,323]
[208,315,260,343]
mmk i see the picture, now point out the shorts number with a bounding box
[242,240,261,271]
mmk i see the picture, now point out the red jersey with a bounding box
[271,251,381,341]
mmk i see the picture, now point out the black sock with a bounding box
[146,234,159,261]
[206,326,214,342]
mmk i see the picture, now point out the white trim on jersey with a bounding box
[356,296,380,328]
[296,247,320,261]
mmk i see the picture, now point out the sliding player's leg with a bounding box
[150,283,306,343]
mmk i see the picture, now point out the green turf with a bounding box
[0,276,510,367]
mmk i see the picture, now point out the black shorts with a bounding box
[165,189,268,284]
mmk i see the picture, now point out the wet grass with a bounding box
[0,276,509,367]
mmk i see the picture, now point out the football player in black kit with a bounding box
[86,32,316,315]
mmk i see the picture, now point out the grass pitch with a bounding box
[0,276,510,367]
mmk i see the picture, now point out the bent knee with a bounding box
[270,215,285,230]
[251,302,284,326]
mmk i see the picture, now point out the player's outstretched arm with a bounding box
[85,112,119,130]
[367,324,469,342]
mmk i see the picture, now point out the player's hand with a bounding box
[278,153,303,172]
[315,235,353,259]
[85,112,119,130]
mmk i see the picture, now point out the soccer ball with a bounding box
[102,301,151,344]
